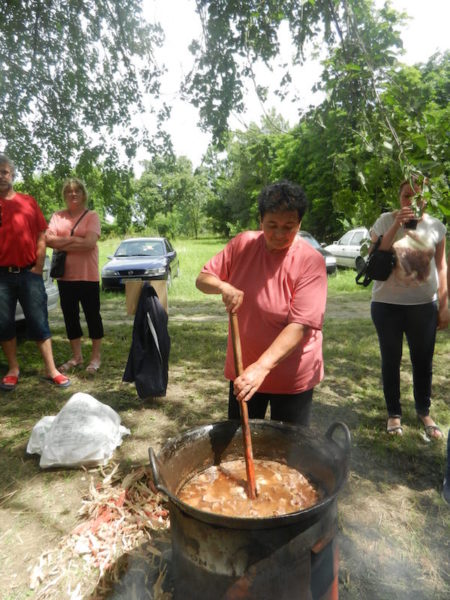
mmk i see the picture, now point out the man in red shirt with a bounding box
[0,154,70,390]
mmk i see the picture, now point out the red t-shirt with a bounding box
[0,193,48,267]
[201,231,328,394]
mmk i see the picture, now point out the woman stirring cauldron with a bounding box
[196,181,327,426]
[46,178,104,374]
[369,176,448,438]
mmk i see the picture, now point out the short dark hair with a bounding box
[258,180,308,222]
[0,154,15,178]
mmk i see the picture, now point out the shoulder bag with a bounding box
[355,235,396,287]
[50,210,89,279]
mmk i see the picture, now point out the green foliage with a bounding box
[186,1,448,235]
[14,157,136,235]
[0,0,164,176]
[4,1,448,238]
[135,155,213,238]
[187,1,405,143]
[199,51,449,240]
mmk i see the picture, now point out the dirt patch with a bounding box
[325,294,370,320]
[0,294,448,599]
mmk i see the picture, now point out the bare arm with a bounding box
[196,271,244,313]
[31,231,46,274]
[234,322,309,403]
[45,231,99,251]
[435,237,448,330]
[373,207,417,250]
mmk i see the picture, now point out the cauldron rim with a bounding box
[150,419,351,530]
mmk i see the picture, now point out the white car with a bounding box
[324,228,370,270]
[15,255,59,321]
[297,231,337,275]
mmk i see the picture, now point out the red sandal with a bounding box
[44,374,71,388]
[0,373,19,391]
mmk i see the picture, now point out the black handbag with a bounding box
[50,250,67,278]
[49,210,89,279]
[355,235,396,287]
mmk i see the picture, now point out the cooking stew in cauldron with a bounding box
[178,458,321,518]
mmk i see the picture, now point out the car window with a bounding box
[165,240,174,253]
[115,240,164,257]
[115,243,131,257]
[140,242,164,256]
[338,232,354,245]
[351,231,368,245]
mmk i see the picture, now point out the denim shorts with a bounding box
[0,271,51,341]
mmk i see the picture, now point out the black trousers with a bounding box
[228,381,314,426]
[57,280,104,340]
[371,301,437,417]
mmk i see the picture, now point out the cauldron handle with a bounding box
[325,421,351,455]
[148,447,170,498]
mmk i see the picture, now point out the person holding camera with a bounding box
[369,176,448,437]
[46,178,103,374]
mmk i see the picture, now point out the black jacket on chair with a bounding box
[122,283,170,398]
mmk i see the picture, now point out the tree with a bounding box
[136,154,212,238]
[187,1,404,142]
[0,0,164,177]
[200,51,449,240]
[188,1,448,219]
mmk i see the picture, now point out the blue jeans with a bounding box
[0,271,51,341]
[228,381,314,426]
[371,301,438,417]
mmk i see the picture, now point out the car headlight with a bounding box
[144,267,166,276]
[102,268,120,276]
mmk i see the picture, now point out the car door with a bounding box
[164,239,179,276]
[333,231,355,267]
[349,229,370,268]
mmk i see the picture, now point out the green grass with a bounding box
[328,267,371,293]
[1,235,449,600]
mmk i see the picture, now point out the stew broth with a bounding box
[178,458,321,518]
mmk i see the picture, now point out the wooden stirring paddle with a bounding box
[229,312,257,500]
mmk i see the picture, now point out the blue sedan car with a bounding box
[101,237,180,291]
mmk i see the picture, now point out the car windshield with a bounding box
[115,240,165,257]
[300,233,321,249]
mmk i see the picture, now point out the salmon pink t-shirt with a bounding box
[47,210,101,282]
[201,231,328,394]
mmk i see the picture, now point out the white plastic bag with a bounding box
[26,392,131,468]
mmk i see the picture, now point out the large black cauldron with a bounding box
[149,420,350,599]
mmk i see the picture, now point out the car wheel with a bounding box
[355,256,366,272]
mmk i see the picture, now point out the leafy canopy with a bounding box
[187,0,404,142]
[0,0,164,177]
